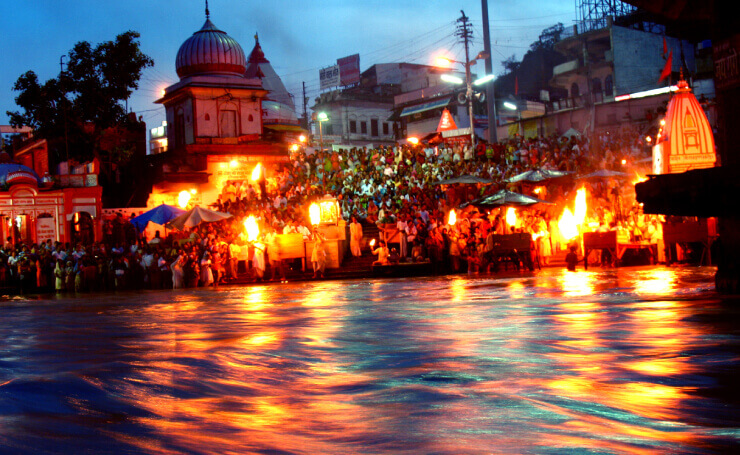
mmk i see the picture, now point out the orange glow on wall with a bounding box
[652,77,716,174]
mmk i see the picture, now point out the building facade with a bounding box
[150,11,295,207]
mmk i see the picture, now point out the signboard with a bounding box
[713,34,740,91]
[338,54,360,86]
[436,109,458,132]
[320,65,340,90]
[36,216,57,243]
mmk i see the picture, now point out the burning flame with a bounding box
[251,163,262,181]
[243,215,259,242]
[506,207,517,227]
[574,187,587,225]
[448,209,457,226]
[370,239,376,248]
[177,190,191,209]
[558,208,579,241]
[309,202,321,226]
[558,187,587,242]
[632,172,648,186]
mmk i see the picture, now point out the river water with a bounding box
[1,266,738,454]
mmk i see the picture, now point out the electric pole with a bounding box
[302,81,309,131]
[457,10,476,149]
[481,0,498,143]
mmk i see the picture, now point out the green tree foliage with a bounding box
[7,31,153,165]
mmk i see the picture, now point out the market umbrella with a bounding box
[577,169,630,180]
[507,168,571,184]
[464,189,554,208]
[130,204,186,231]
[166,206,233,230]
[434,174,494,185]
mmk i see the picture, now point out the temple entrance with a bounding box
[71,212,95,245]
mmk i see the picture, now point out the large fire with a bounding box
[574,187,587,225]
[243,215,259,242]
[309,202,321,226]
[177,190,191,209]
[506,207,517,227]
[251,163,262,181]
[558,208,579,241]
[448,209,457,226]
[558,187,588,241]
[632,172,648,186]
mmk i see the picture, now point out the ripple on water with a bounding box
[1,266,738,454]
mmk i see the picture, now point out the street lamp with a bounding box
[437,51,493,149]
[316,112,329,152]
[503,101,522,136]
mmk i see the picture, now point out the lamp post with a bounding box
[437,53,493,150]
[316,112,328,152]
[504,101,522,136]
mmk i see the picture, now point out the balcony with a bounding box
[553,59,581,77]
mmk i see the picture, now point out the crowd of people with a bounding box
[0,129,668,295]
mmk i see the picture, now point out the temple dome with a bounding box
[175,19,247,78]
[245,34,295,110]
[0,163,40,187]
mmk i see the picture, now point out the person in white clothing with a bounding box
[349,216,363,257]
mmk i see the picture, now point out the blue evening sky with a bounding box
[1,0,575,129]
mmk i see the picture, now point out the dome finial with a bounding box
[255,32,259,43]
[205,0,210,19]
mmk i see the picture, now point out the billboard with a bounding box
[338,54,360,86]
[320,65,340,90]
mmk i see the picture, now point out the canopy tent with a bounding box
[465,189,553,208]
[507,168,571,184]
[434,174,494,185]
[130,204,185,231]
[577,169,630,180]
[166,206,232,230]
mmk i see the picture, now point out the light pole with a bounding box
[437,53,493,150]
[316,112,328,152]
[504,101,522,136]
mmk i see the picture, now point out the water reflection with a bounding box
[0,266,737,454]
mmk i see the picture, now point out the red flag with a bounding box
[515,76,519,95]
[658,51,673,83]
[662,37,668,56]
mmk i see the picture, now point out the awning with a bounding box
[400,97,452,117]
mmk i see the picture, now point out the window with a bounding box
[360,122,367,134]
[175,109,185,148]
[571,82,580,98]
[349,120,357,133]
[382,123,389,135]
[604,75,614,96]
[371,119,379,137]
[591,77,602,95]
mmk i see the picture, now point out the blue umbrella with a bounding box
[130,204,186,231]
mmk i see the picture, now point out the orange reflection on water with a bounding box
[506,279,527,299]
[558,272,596,297]
[552,301,605,349]
[634,270,676,295]
[624,357,694,376]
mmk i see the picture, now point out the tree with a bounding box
[7,31,153,166]
[501,55,521,75]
